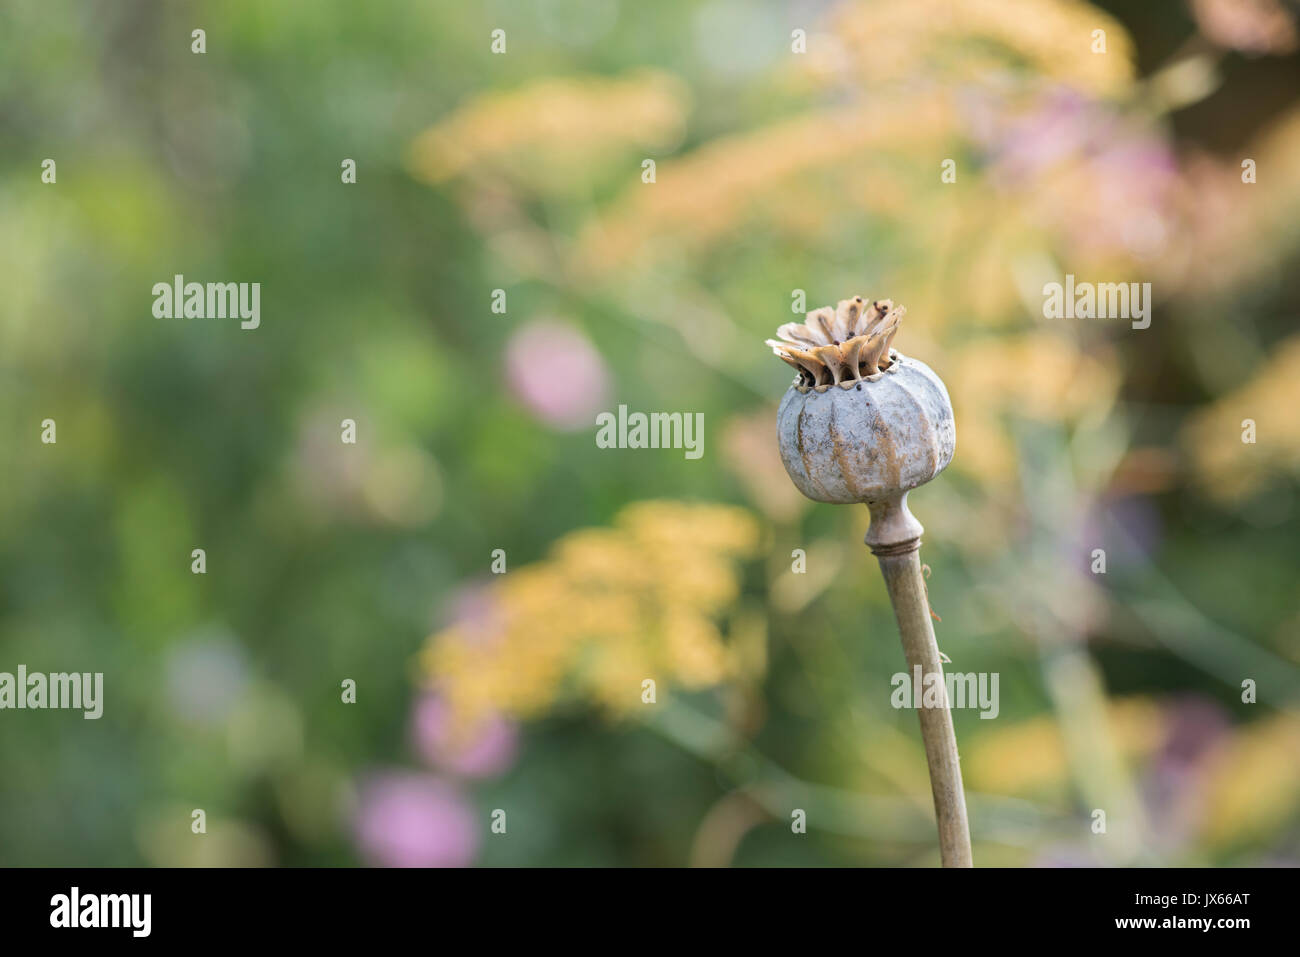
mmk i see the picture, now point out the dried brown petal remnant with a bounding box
[766,297,905,391]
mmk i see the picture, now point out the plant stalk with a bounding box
[867,495,973,867]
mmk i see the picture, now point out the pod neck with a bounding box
[864,493,924,556]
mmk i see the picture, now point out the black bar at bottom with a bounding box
[0,866,1278,943]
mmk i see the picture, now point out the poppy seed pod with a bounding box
[768,294,972,867]
[770,297,956,531]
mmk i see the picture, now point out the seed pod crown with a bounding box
[766,297,905,392]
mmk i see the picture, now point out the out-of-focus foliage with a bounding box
[2,0,1299,867]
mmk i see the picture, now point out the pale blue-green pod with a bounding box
[776,352,955,507]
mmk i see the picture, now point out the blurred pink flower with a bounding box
[412,694,519,779]
[974,87,1097,184]
[1191,0,1297,55]
[1141,696,1231,852]
[965,86,1180,262]
[1032,844,1105,868]
[352,771,478,867]
[504,319,611,430]
[1073,495,1164,573]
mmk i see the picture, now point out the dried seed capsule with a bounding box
[770,298,955,506]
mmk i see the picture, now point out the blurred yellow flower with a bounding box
[422,501,760,724]
[570,0,1139,283]
[575,98,956,275]
[1199,712,1300,848]
[721,409,809,522]
[947,333,1120,482]
[1183,333,1300,501]
[821,0,1135,97]
[408,70,688,189]
[964,696,1163,796]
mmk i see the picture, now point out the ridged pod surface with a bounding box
[776,352,955,505]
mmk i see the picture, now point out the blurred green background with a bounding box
[2,0,1299,867]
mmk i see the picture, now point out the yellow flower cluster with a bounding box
[562,0,1141,281]
[576,98,956,274]
[421,501,760,724]
[1182,334,1300,501]
[407,70,688,188]
[823,0,1135,97]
